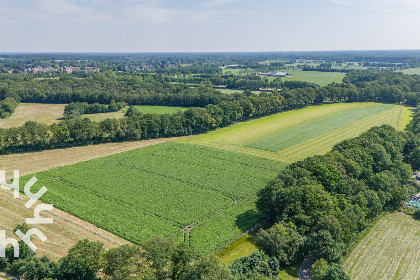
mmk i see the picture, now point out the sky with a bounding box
[0,0,419,52]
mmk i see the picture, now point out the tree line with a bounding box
[1,226,285,280]
[254,125,420,280]
[0,229,233,280]
[64,101,126,119]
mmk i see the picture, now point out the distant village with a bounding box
[24,66,101,74]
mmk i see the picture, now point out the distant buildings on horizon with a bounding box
[21,66,101,74]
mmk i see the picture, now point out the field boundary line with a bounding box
[181,139,292,163]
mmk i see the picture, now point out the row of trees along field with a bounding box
[63,101,126,119]
[0,71,420,154]
[0,232,232,280]
[1,227,286,280]
[253,125,420,280]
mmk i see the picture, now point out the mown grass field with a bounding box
[82,111,125,122]
[343,213,420,280]
[0,103,65,128]
[123,105,188,114]
[284,70,346,86]
[20,143,286,254]
[398,67,420,75]
[181,103,412,163]
[216,88,261,95]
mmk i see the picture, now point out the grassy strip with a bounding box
[122,105,188,114]
[217,235,258,265]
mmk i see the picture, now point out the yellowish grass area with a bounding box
[343,212,420,280]
[82,111,125,122]
[218,236,258,265]
[0,103,65,129]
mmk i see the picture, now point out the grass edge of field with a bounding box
[217,235,299,279]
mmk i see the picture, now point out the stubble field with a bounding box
[343,213,420,280]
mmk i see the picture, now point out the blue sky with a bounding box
[0,0,419,52]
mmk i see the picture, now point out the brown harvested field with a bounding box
[0,103,66,129]
[0,188,129,261]
[343,212,420,280]
[0,137,180,260]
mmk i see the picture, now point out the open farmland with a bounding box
[343,213,420,280]
[0,103,65,128]
[3,102,414,262]
[123,105,188,114]
[182,103,412,163]
[20,142,286,254]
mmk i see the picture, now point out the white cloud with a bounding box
[35,0,86,14]
[331,0,420,12]
[204,0,241,8]
[185,10,218,21]
[125,4,176,23]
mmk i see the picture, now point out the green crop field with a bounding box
[181,103,412,163]
[343,213,420,280]
[21,142,285,254]
[123,105,188,115]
